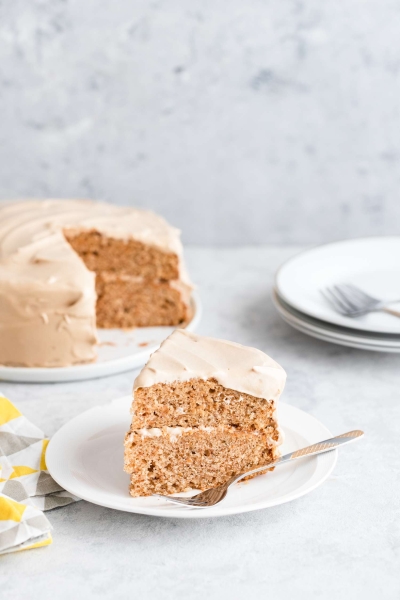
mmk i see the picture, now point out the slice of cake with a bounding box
[124,330,286,497]
[0,199,192,367]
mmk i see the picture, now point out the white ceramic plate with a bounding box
[0,293,201,383]
[273,290,400,353]
[46,395,337,519]
[276,237,400,334]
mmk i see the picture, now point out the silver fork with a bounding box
[153,430,364,508]
[322,284,400,319]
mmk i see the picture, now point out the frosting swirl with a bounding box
[134,329,287,401]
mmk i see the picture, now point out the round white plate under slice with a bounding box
[273,290,400,353]
[276,237,400,334]
[0,293,201,383]
[46,395,337,519]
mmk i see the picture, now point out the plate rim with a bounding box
[275,236,400,335]
[273,290,400,353]
[273,289,400,345]
[46,396,338,519]
[0,292,201,383]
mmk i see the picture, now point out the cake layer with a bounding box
[124,427,280,497]
[132,378,279,430]
[64,229,180,281]
[95,274,191,328]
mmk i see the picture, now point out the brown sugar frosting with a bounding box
[134,329,287,401]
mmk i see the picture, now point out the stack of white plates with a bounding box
[273,237,400,352]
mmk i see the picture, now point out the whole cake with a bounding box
[124,330,286,497]
[0,200,192,367]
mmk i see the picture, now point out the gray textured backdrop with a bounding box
[1,1,400,245]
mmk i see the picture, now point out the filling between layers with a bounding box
[131,425,284,446]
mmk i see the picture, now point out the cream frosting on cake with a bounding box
[0,199,190,367]
[134,329,287,401]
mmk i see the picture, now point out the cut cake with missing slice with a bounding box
[124,330,286,497]
[0,200,193,367]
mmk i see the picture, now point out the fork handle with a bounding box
[382,307,400,319]
[230,430,364,485]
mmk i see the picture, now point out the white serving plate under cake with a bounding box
[46,395,337,519]
[276,237,400,335]
[0,293,201,383]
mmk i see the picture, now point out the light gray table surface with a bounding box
[1,247,399,600]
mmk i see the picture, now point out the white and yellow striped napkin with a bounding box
[0,394,80,554]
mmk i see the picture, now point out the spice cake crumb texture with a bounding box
[124,330,286,497]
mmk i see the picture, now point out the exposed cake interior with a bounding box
[64,229,180,280]
[124,427,278,496]
[95,275,190,328]
[64,229,191,329]
[124,330,286,497]
[132,378,278,429]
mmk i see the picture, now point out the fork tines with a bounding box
[321,284,378,317]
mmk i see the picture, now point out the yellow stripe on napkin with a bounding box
[0,496,26,522]
[10,466,38,479]
[0,396,22,426]
[40,439,49,471]
[18,534,53,552]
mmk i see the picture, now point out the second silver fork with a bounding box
[322,284,400,319]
